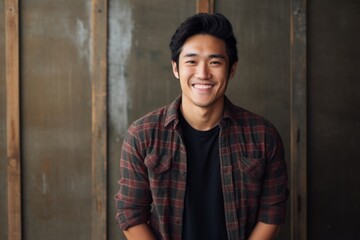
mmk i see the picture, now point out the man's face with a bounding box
[172,34,237,112]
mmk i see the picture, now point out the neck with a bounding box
[180,98,224,131]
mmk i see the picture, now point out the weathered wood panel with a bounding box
[20,1,93,239]
[308,0,360,239]
[0,1,328,239]
[1,1,8,240]
[196,0,214,13]
[290,0,307,239]
[5,0,21,239]
[90,0,107,240]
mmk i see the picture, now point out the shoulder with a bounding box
[224,99,284,159]
[122,104,172,156]
[225,99,277,132]
[122,100,180,159]
[224,98,283,149]
[129,104,170,132]
[129,96,181,131]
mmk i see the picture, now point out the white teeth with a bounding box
[193,84,213,89]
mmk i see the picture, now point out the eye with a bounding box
[185,60,197,65]
[210,61,222,65]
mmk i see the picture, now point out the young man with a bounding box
[115,13,288,240]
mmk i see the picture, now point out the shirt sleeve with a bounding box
[115,124,152,230]
[257,125,289,225]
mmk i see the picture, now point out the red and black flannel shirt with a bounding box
[115,95,288,240]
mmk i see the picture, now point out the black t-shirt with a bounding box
[179,111,228,240]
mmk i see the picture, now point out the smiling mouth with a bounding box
[192,83,214,89]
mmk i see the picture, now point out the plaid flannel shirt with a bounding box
[115,95,288,240]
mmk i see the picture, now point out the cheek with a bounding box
[179,78,189,88]
[178,68,191,79]
[215,70,229,83]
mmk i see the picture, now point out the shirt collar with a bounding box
[164,95,182,128]
[164,95,238,128]
[222,96,238,123]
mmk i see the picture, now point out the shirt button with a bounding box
[180,170,186,175]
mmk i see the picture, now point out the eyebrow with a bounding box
[183,53,226,60]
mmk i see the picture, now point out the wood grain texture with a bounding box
[196,0,214,13]
[290,0,307,239]
[5,0,21,240]
[91,0,108,240]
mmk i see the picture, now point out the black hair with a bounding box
[169,13,238,70]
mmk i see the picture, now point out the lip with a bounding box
[191,83,215,94]
[192,83,214,89]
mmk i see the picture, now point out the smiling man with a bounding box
[115,13,288,240]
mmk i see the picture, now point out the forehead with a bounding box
[180,34,228,58]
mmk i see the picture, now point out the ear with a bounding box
[229,62,238,79]
[172,61,179,79]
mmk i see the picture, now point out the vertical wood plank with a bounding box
[196,0,214,13]
[5,0,21,240]
[290,0,307,239]
[91,0,108,240]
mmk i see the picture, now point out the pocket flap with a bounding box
[144,154,172,173]
[240,156,266,178]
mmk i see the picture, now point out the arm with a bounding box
[115,124,153,235]
[247,222,280,240]
[257,126,288,226]
[123,223,156,240]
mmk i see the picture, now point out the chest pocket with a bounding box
[144,154,172,199]
[239,155,266,180]
[144,154,172,174]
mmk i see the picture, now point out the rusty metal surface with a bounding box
[20,1,92,239]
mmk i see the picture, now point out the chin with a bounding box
[192,100,215,108]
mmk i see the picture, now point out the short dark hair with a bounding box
[169,13,238,69]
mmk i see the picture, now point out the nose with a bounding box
[195,62,211,80]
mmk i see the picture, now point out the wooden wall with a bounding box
[2,0,107,239]
[4,0,290,239]
[1,2,8,240]
[1,0,359,239]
